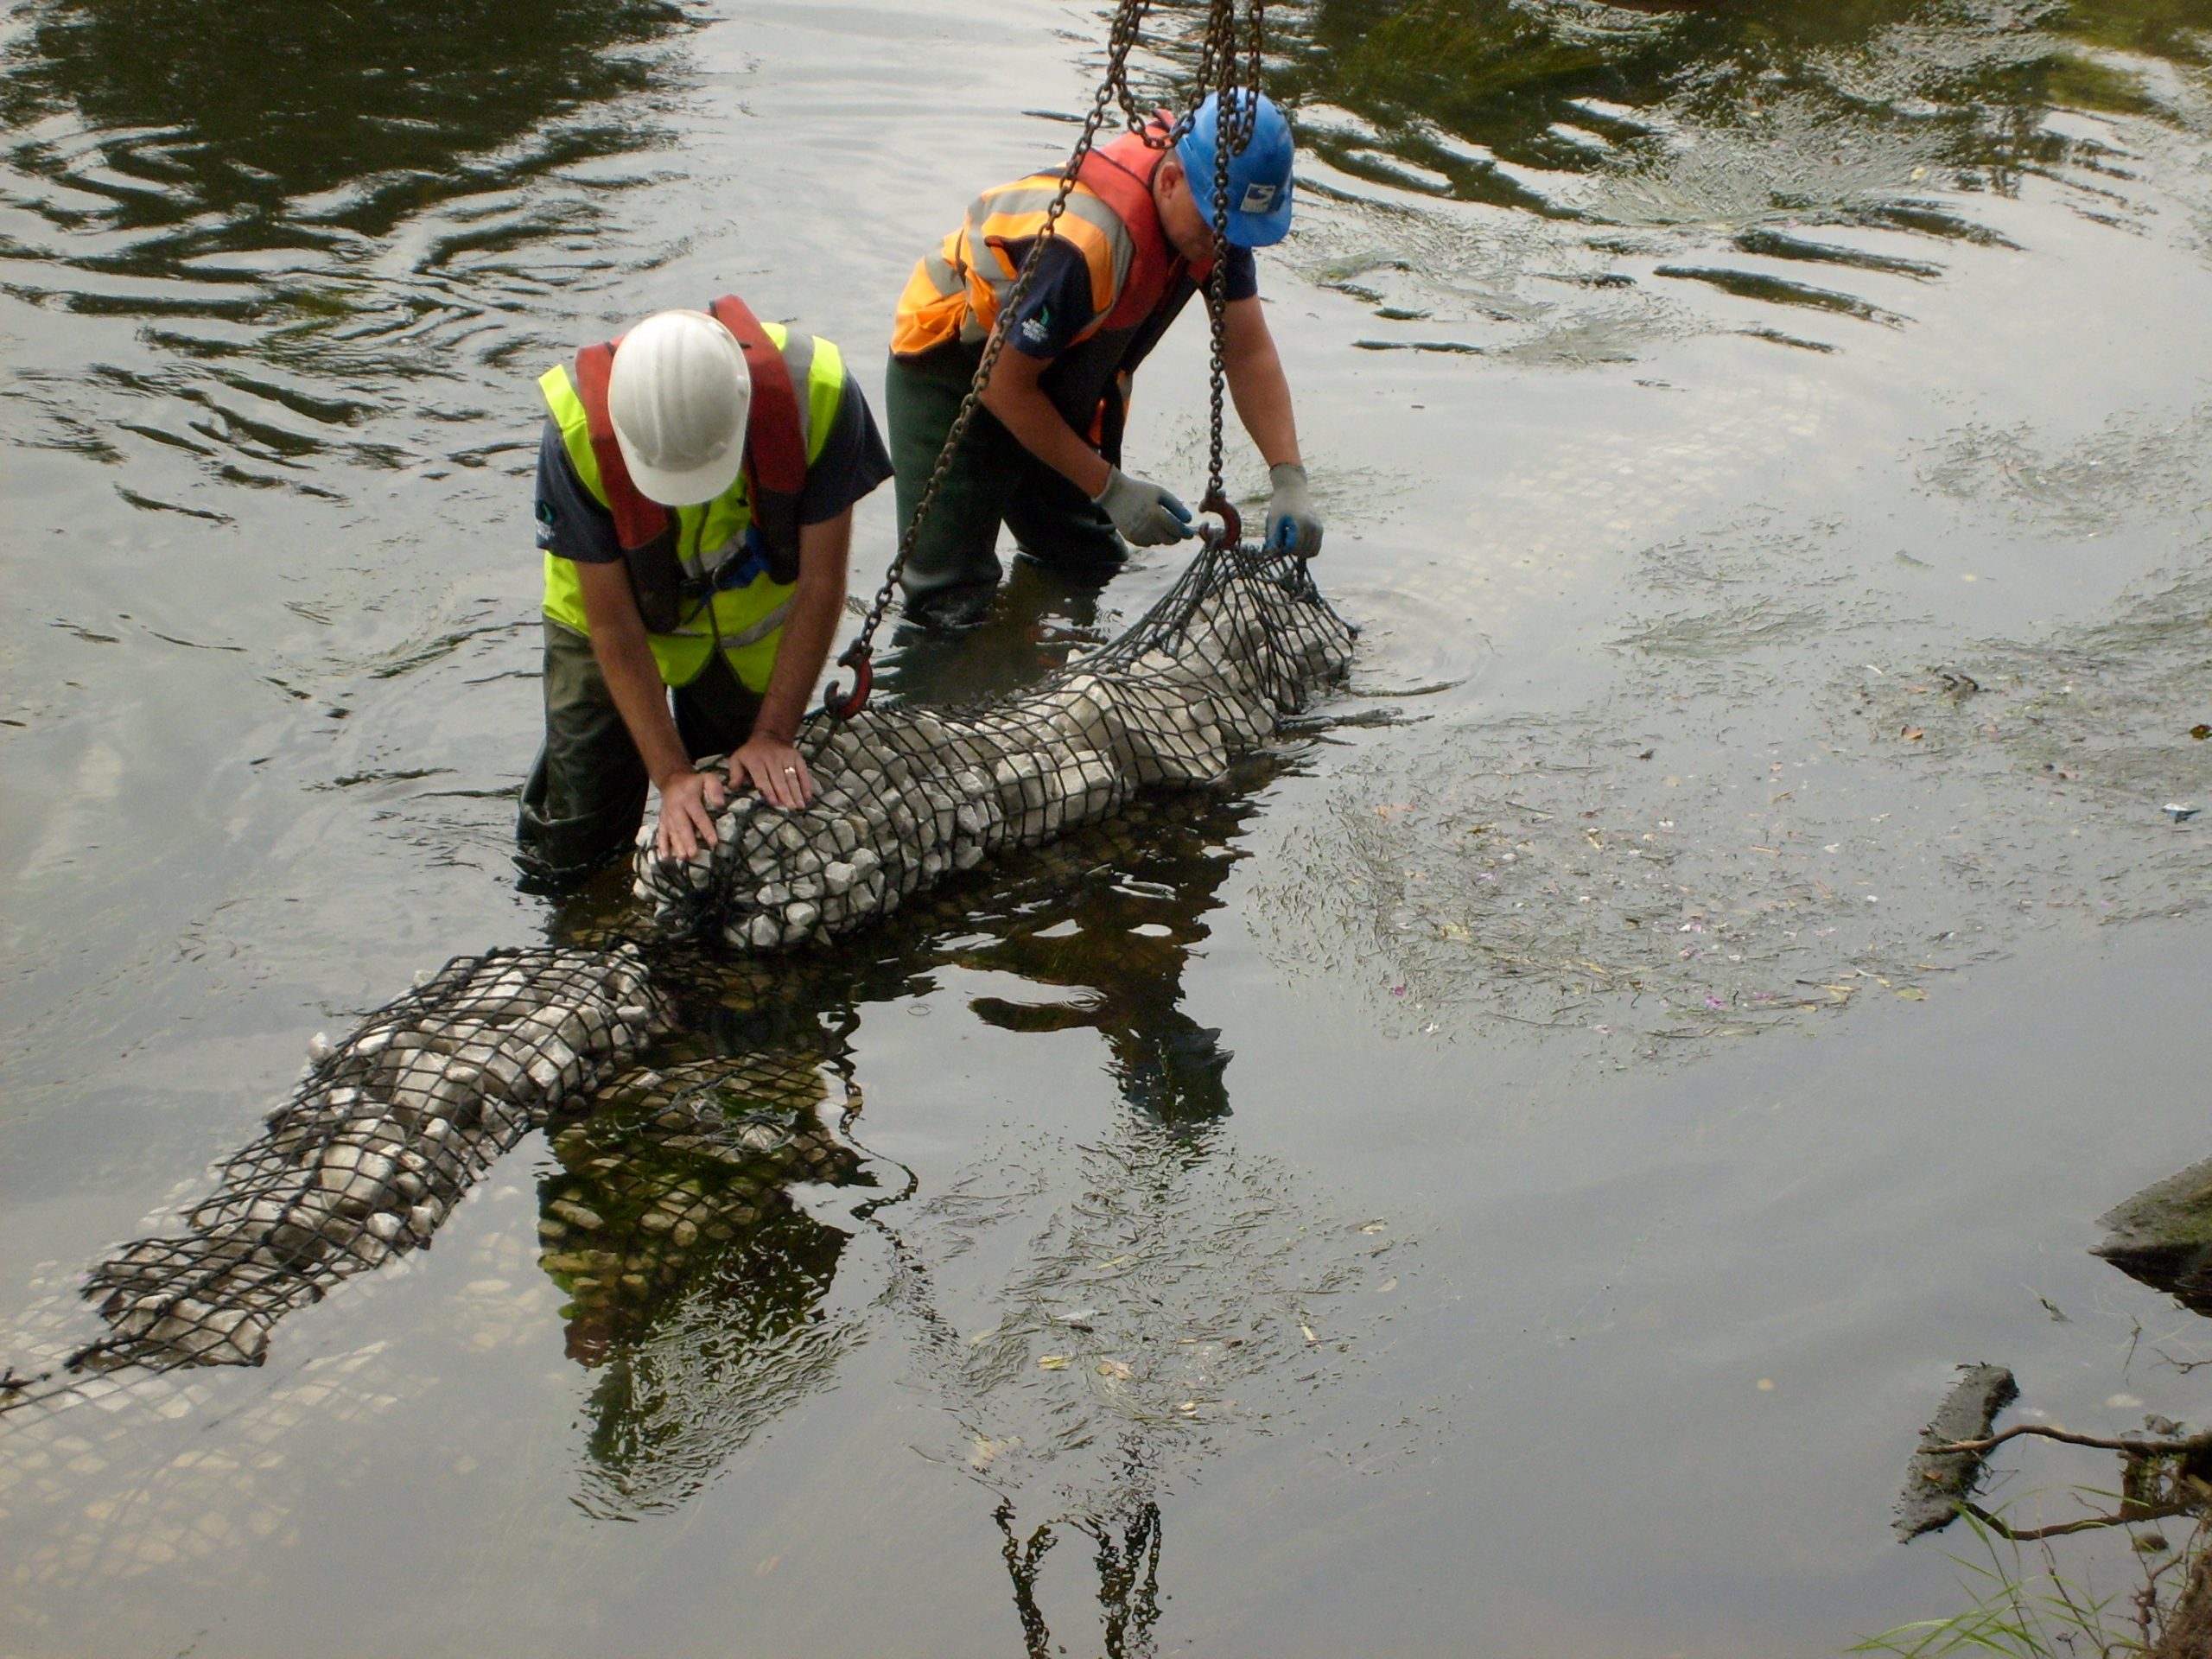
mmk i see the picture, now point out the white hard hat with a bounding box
[607,308,752,506]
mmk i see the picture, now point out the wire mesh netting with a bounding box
[635,541,1356,947]
[72,947,667,1372]
[26,543,1352,1392]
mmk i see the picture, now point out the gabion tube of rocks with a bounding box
[63,543,1351,1378]
[73,948,669,1371]
[635,542,1355,949]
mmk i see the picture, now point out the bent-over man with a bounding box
[887,91,1322,629]
[517,298,892,891]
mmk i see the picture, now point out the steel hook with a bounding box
[823,640,874,721]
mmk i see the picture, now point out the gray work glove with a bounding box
[1264,461,1323,558]
[1094,467,1193,547]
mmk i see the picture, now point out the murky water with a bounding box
[6,1,2212,1652]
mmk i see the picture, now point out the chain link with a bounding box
[1197,0,1265,533]
[827,0,1270,717]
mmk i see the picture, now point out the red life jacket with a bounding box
[569,294,806,601]
[1050,118,1221,454]
[1072,118,1217,332]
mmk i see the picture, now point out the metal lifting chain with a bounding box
[1195,0,1266,546]
[823,0,1269,720]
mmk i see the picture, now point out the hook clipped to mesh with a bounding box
[822,639,874,721]
[1198,489,1243,551]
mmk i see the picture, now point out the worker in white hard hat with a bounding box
[516,296,892,893]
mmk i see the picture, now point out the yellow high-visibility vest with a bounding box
[539,321,848,690]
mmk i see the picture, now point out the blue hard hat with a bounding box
[1176,90,1294,248]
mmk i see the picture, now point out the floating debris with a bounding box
[1897,1363,2018,1539]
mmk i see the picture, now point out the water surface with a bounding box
[5,1,2212,1653]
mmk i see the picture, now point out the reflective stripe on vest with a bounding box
[539,317,848,692]
[891,119,1194,359]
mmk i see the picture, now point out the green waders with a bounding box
[514,619,764,893]
[885,343,1126,628]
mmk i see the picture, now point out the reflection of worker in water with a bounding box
[887,92,1323,631]
[954,792,1254,1124]
[516,298,893,892]
[996,1487,1164,1659]
[533,1060,867,1516]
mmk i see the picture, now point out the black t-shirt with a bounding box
[534,367,893,564]
[1003,238,1258,362]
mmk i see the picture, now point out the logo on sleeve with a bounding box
[1019,308,1052,346]
[1238,182,1279,213]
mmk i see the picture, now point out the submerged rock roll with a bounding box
[536,1055,861,1369]
[77,945,671,1370]
[635,543,1356,948]
[61,548,1350,1380]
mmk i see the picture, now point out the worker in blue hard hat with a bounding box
[887,89,1321,628]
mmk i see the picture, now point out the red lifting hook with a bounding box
[823,640,874,721]
[1199,489,1243,549]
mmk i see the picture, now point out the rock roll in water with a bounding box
[634,542,1356,948]
[77,947,669,1370]
[66,548,1349,1376]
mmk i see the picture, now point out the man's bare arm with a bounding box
[725,510,851,810]
[1220,295,1300,468]
[575,559,726,861]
